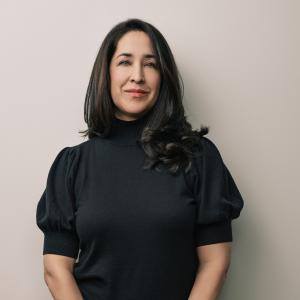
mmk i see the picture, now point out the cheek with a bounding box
[150,74,161,93]
[110,73,124,96]
[112,71,124,82]
[112,73,127,92]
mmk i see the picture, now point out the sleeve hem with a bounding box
[195,219,233,247]
[43,231,79,259]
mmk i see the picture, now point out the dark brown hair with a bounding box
[79,18,209,175]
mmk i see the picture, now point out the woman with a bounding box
[36,18,244,300]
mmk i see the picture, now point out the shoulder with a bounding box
[58,137,97,156]
[184,136,224,181]
[48,138,97,170]
[194,136,224,161]
[69,137,96,151]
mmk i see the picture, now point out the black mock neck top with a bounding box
[36,113,244,300]
[108,113,150,145]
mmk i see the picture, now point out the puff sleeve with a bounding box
[189,137,244,247]
[36,146,80,259]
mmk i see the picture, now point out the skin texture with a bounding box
[43,254,83,300]
[188,242,232,300]
[109,30,161,121]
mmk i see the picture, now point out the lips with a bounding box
[124,89,149,94]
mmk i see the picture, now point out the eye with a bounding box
[119,60,130,66]
[118,60,157,68]
[145,62,157,68]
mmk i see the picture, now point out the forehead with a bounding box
[114,31,156,59]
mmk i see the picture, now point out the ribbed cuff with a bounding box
[195,219,232,247]
[43,231,79,259]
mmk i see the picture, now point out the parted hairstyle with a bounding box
[79,18,209,176]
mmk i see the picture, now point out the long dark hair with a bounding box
[79,18,209,175]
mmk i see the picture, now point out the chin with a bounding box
[122,100,151,111]
[120,104,151,117]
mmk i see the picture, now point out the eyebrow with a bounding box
[116,52,157,59]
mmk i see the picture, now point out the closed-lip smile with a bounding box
[125,89,149,94]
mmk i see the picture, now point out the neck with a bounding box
[109,112,150,146]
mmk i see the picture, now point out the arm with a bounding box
[188,242,232,300]
[43,254,83,300]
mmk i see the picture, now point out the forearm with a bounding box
[188,262,229,300]
[44,269,83,300]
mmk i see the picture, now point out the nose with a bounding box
[130,64,145,83]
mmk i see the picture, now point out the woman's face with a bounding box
[109,31,161,121]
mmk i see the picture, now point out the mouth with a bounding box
[125,91,149,98]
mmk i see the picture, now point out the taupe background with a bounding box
[1,1,299,299]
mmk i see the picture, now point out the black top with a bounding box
[36,113,244,300]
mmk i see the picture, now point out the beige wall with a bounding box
[1,1,299,299]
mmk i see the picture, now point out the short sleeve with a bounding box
[36,146,80,259]
[188,137,244,247]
